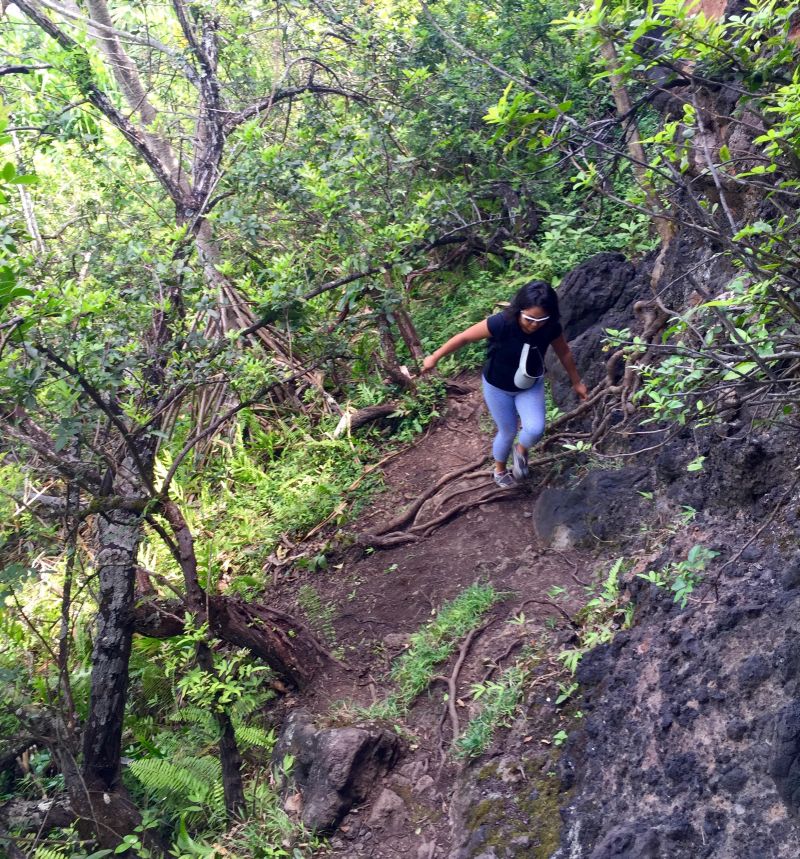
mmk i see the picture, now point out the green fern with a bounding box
[33,847,69,859]
[179,755,224,787]
[172,705,215,732]
[129,756,224,817]
[233,722,276,751]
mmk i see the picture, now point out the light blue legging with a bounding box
[482,376,546,464]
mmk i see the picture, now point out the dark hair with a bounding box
[502,279,560,323]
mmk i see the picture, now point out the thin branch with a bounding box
[0,64,51,75]
[13,0,186,204]
[225,83,369,130]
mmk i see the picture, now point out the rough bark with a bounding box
[74,449,162,851]
[377,314,416,390]
[394,306,424,369]
[598,27,675,287]
[80,462,142,789]
[84,0,185,182]
[133,594,327,689]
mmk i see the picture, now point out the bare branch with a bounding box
[0,64,50,75]
[225,83,368,131]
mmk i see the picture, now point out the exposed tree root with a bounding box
[480,635,527,684]
[410,486,504,536]
[362,483,514,548]
[132,593,339,687]
[433,622,490,758]
[427,473,492,515]
[518,597,578,628]
[373,455,487,536]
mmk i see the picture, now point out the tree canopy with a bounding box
[1,0,799,855]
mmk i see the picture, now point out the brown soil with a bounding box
[274,375,600,858]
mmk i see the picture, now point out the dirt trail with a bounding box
[276,376,598,858]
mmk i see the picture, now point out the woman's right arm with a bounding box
[422,319,491,373]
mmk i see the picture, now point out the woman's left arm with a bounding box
[551,334,588,401]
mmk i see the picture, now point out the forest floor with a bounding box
[270,374,605,858]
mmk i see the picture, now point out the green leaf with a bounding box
[686,456,705,472]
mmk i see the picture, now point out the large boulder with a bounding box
[273,709,403,833]
[532,466,653,548]
[548,252,645,406]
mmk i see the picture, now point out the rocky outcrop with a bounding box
[532,466,653,548]
[553,533,800,858]
[548,252,646,406]
[273,709,403,833]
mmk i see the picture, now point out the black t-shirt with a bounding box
[482,312,563,392]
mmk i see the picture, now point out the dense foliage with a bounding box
[1,0,798,855]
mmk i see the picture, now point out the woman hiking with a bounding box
[422,280,588,487]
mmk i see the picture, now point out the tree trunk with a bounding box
[598,29,675,287]
[394,306,424,370]
[382,271,424,371]
[70,451,170,853]
[377,313,416,390]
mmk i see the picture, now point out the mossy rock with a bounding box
[460,757,562,858]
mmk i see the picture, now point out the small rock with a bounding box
[782,555,800,590]
[414,774,435,796]
[383,632,411,650]
[719,766,749,793]
[741,543,764,561]
[738,654,771,691]
[283,792,303,814]
[497,756,525,784]
[367,788,407,833]
[399,760,428,781]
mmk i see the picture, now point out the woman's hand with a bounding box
[421,354,438,374]
[573,380,588,401]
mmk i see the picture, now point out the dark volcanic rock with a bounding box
[273,709,402,833]
[548,252,646,407]
[782,555,800,591]
[554,575,800,859]
[589,824,660,858]
[769,701,800,813]
[533,466,652,547]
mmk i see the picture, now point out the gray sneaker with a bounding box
[493,470,516,488]
[512,447,529,480]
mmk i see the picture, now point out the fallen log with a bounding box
[133,593,334,688]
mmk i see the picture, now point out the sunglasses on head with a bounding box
[520,312,550,324]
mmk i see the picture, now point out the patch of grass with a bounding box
[455,662,527,759]
[367,583,501,719]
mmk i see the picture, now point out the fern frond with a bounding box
[178,755,223,786]
[171,706,215,731]
[33,847,69,859]
[233,722,276,751]
[129,757,217,807]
